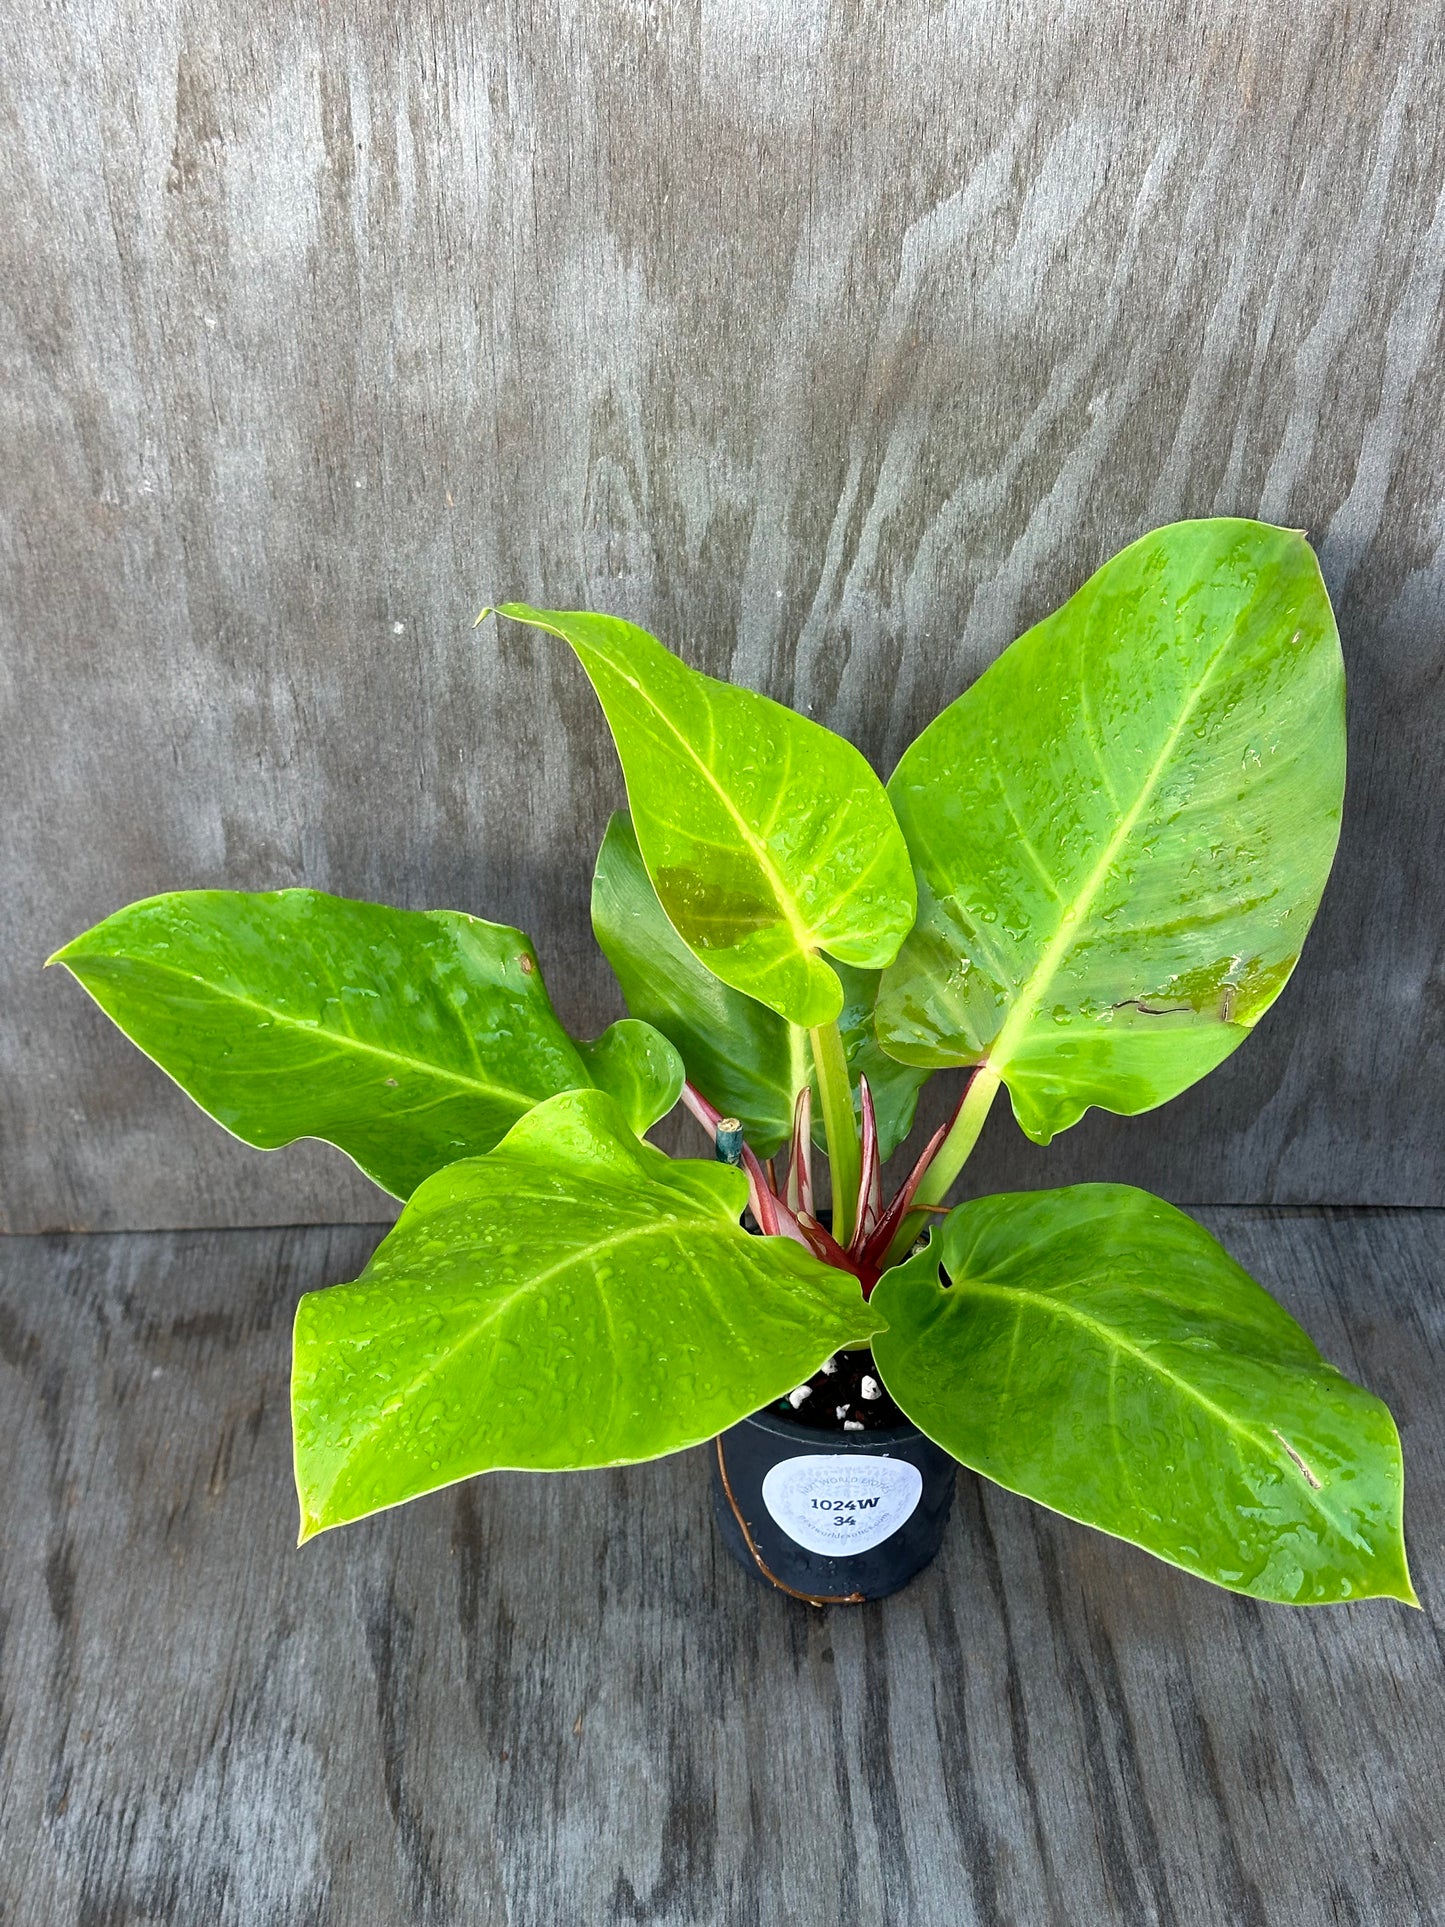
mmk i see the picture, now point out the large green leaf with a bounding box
[50,889,605,1199]
[592,811,928,1158]
[871,1186,1414,1605]
[875,520,1345,1142]
[293,1088,882,1537]
[488,605,916,1028]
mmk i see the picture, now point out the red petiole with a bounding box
[683,1072,973,1298]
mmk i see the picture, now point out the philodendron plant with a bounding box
[53,519,1414,1607]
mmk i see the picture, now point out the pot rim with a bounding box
[728,1402,931,1452]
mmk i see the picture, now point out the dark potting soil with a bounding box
[769,1348,907,1433]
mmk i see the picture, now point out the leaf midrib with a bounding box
[984,615,1248,1070]
[581,634,827,967]
[312,1211,755,1510]
[946,1273,1366,1546]
[67,952,548,1110]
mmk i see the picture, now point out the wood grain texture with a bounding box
[4,1,1444,1228]
[1,1211,1441,1924]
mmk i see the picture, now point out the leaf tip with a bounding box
[473,605,495,628]
[296,1509,325,1548]
[1392,1558,1422,1610]
[44,936,96,975]
[44,928,92,970]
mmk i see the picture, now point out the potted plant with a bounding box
[51,518,1414,1610]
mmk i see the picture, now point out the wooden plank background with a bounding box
[4,0,1444,1230]
[2,1209,1440,1923]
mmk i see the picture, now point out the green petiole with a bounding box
[883,1066,1001,1266]
[808,1019,860,1247]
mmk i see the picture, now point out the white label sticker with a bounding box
[760,1454,924,1556]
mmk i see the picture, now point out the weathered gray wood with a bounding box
[1,1210,1440,1924]
[4,2,1445,1228]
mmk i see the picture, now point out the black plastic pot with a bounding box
[710,1401,957,1604]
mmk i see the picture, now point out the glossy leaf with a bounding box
[576,1018,684,1135]
[871,1185,1414,1604]
[292,1089,882,1537]
[592,811,927,1158]
[833,958,931,1165]
[50,889,598,1199]
[875,520,1345,1142]
[489,605,916,1027]
[592,810,808,1154]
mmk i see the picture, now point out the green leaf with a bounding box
[875,520,1345,1142]
[292,1088,882,1537]
[833,959,931,1165]
[871,1186,1414,1605]
[50,889,598,1199]
[591,810,808,1154]
[576,1018,684,1135]
[488,605,916,1028]
[592,811,928,1158]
